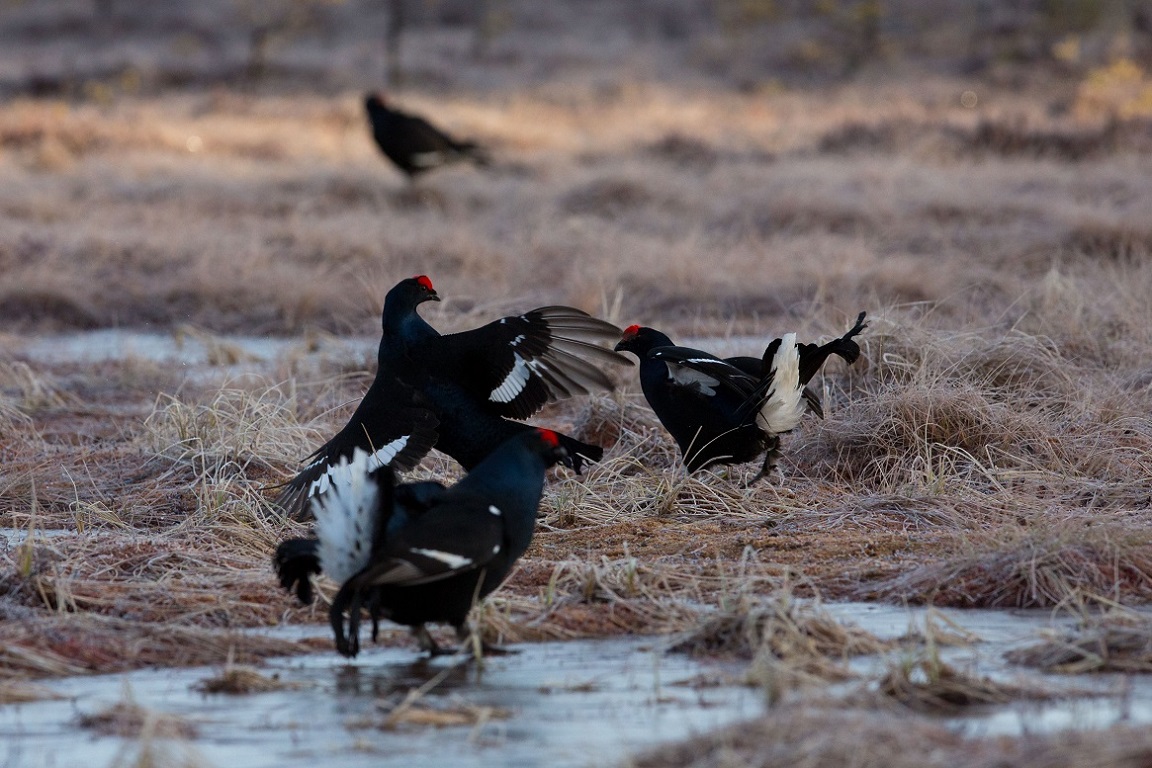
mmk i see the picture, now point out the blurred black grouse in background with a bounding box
[364,93,490,180]
[276,276,630,518]
[275,429,569,657]
[615,312,867,483]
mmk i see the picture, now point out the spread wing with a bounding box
[420,306,631,420]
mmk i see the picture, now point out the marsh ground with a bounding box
[4,1,1152,765]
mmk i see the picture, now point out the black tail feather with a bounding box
[797,311,868,386]
[274,538,321,605]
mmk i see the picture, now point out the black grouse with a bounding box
[276,275,629,518]
[364,93,490,180]
[614,312,867,483]
[275,428,568,657]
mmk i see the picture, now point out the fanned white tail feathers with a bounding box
[757,333,806,434]
[312,448,381,585]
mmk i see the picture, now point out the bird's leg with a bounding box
[345,591,364,658]
[368,591,382,643]
[329,583,360,658]
[412,625,455,657]
[748,437,782,486]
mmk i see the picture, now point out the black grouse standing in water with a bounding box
[275,429,569,657]
[364,93,490,180]
[614,313,867,483]
[276,276,630,518]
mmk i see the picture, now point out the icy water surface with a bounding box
[4,606,1152,768]
[0,637,756,768]
[827,603,1152,738]
[2,605,1152,768]
[18,329,300,365]
[11,328,369,384]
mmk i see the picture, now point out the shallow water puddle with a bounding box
[0,637,756,768]
[12,328,368,384]
[17,329,299,365]
[825,603,1152,737]
[4,606,1152,767]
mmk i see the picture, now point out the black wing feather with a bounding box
[649,346,761,399]
[275,378,438,520]
[421,306,631,421]
[355,500,503,588]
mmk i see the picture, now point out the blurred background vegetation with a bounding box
[1,0,1150,115]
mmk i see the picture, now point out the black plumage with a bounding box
[614,312,867,482]
[275,377,439,520]
[274,429,569,657]
[276,275,630,518]
[364,93,490,180]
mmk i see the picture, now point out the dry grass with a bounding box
[872,651,1055,715]
[193,663,299,695]
[1,0,1152,739]
[666,589,894,704]
[669,589,890,666]
[374,695,512,731]
[78,690,198,739]
[630,706,1152,768]
[0,680,65,704]
[1006,601,1152,674]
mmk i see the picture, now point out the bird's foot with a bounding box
[412,625,457,657]
[335,630,360,659]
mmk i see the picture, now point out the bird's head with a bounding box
[364,92,388,112]
[387,274,440,306]
[613,324,663,356]
[535,428,572,469]
[381,275,441,329]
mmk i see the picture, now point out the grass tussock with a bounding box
[630,706,1152,768]
[669,591,893,702]
[874,651,1053,715]
[375,695,512,731]
[0,611,317,680]
[193,667,286,694]
[78,692,198,739]
[0,680,66,704]
[853,512,1152,608]
[1006,602,1152,674]
[669,592,889,666]
[143,384,314,479]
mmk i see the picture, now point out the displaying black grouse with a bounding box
[614,313,867,483]
[276,275,629,518]
[364,93,490,180]
[275,429,569,657]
